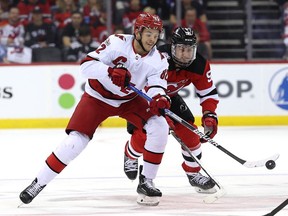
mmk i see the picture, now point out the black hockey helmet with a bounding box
[171,27,197,67]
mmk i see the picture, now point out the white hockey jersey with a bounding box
[0,22,24,46]
[80,34,169,107]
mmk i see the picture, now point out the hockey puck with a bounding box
[265,160,276,170]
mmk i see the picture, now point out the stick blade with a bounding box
[243,153,280,168]
[203,187,226,204]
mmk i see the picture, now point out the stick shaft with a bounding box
[128,84,246,165]
[263,198,288,216]
[170,130,222,190]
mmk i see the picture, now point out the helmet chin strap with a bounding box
[136,32,159,54]
[136,32,148,53]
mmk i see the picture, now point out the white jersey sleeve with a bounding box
[145,49,169,98]
[80,35,119,80]
[79,34,169,107]
[0,23,24,46]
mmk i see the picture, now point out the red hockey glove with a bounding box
[200,112,218,143]
[149,94,171,116]
[108,64,131,88]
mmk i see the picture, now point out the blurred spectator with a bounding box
[181,0,207,22]
[0,7,25,63]
[113,0,129,25]
[49,0,79,8]
[143,6,156,15]
[81,0,103,26]
[179,7,212,59]
[77,0,86,8]
[170,0,207,24]
[142,6,167,45]
[0,7,24,46]
[47,0,57,6]
[51,0,78,29]
[122,0,143,33]
[91,8,114,43]
[65,25,99,62]
[17,0,52,25]
[24,6,56,48]
[0,0,12,21]
[144,0,175,21]
[61,10,88,48]
[10,1,21,7]
[114,25,125,34]
[143,0,176,42]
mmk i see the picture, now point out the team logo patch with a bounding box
[104,38,111,46]
[268,67,288,110]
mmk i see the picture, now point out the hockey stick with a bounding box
[170,130,225,203]
[128,84,225,202]
[128,84,280,169]
[263,198,288,216]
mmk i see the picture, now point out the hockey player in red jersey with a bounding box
[124,27,219,194]
[19,12,170,206]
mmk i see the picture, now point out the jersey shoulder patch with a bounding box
[105,34,130,47]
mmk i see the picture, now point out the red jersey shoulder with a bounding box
[185,53,209,76]
[106,34,130,45]
[114,34,126,41]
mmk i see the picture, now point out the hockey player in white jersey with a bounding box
[19,12,170,206]
[123,27,219,194]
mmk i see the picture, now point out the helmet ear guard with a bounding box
[171,27,197,67]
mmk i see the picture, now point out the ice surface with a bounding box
[0,126,287,215]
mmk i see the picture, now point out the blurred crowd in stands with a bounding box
[0,0,211,63]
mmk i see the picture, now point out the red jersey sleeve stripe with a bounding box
[80,55,99,65]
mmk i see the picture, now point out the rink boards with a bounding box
[0,62,288,128]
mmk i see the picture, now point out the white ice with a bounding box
[0,126,287,216]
